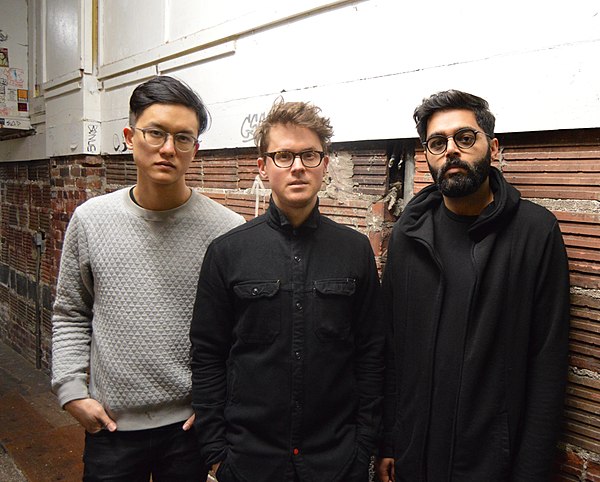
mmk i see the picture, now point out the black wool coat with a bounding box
[381,168,570,481]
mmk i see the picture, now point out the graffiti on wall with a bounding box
[84,122,100,153]
[240,112,265,143]
[112,131,128,153]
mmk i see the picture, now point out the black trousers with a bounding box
[82,421,207,482]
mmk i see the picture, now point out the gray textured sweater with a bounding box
[51,187,244,430]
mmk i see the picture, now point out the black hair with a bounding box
[413,89,495,142]
[129,76,210,135]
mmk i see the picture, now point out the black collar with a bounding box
[267,197,320,233]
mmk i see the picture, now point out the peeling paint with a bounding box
[529,198,600,214]
[570,366,600,381]
[571,287,600,300]
[561,443,600,466]
[325,151,354,201]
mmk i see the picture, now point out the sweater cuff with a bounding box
[54,377,89,408]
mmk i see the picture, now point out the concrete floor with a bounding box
[0,444,27,481]
[0,340,84,481]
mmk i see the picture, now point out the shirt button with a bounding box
[293,448,300,455]
[294,256,301,263]
[251,287,259,296]
[295,351,301,360]
[295,302,303,311]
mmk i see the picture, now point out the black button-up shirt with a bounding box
[191,201,384,482]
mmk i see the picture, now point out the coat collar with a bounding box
[399,167,521,243]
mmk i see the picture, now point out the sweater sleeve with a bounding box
[511,221,570,481]
[190,241,233,466]
[51,211,95,408]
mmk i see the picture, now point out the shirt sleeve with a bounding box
[352,238,386,453]
[190,241,232,466]
[51,210,95,408]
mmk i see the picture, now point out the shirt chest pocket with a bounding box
[233,280,281,344]
[313,278,356,341]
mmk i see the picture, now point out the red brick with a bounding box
[368,231,383,257]
[586,461,600,481]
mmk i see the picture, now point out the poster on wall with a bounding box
[0,67,28,117]
[0,48,8,67]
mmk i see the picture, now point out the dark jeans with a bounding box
[83,421,206,482]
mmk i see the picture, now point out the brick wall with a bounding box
[0,156,105,369]
[0,143,391,368]
[0,161,53,367]
[1,129,598,478]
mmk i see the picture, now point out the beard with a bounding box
[428,146,492,198]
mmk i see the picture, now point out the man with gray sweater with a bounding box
[51,76,244,481]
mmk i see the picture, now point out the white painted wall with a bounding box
[0,0,29,128]
[1,0,599,160]
[99,0,600,153]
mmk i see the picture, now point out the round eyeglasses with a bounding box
[132,126,199,152]
[423,128,492,155]
[263,150,325,168]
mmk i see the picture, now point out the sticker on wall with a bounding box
[17,89,27,101]
[0,48,8,67]
[18,102,27,112]
[8,68,24,88]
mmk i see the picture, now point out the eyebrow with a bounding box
[427,126,477,138]
[271,148,321,152]
[144,122,196,135]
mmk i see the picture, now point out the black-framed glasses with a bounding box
[132,126,199,152]
[264,150,325,168]
[423,128,491,155]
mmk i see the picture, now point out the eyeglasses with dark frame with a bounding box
[132,126,199,152]
[263,150,326,168]
[423,128,492,155]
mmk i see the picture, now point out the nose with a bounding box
[444,135,461,156]
[290,154,306,172]
[159,134,176,155]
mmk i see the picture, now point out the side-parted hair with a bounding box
[254,99,334,155]
[129,76,210,135]
[413,89,495,142]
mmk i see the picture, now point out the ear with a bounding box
[489,137,499,160]
[124,126,135,150]
[323,155,330,171]
[257,157,268,179]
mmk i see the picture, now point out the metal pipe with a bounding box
[33,231,45,369]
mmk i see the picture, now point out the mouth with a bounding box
[440,159,470,178]
[445,166,465,175]
[155,161,175,169]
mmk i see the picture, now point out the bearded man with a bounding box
[376,90,570,482]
